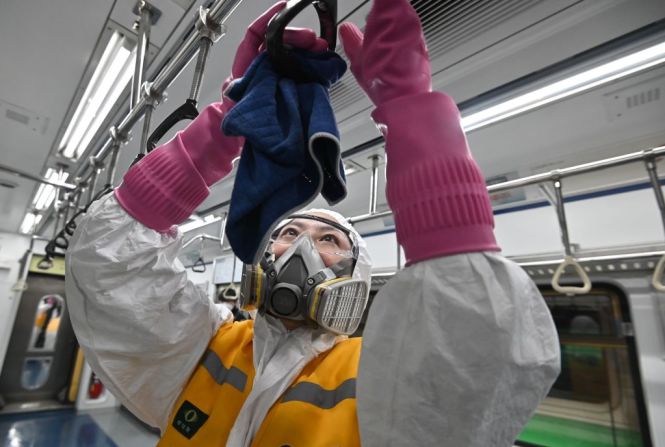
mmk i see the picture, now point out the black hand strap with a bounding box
[266,0,337,82]
[146,99,200,153]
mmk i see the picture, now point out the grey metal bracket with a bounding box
[196,6,226,43]
[132,1,162,25]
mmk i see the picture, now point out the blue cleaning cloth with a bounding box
[222,50,348,264]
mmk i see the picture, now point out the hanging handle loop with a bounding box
[551,255,592,295]
[146,99,199,153]
[145,35,212,154]
[192,238,207,273]
[191,257,206,273]
[192,257,207,273]
[53,231,70,250]
[37,255,54,271]
[550,178,592,295]
[266,0,337,82]
[644,156,665,291]
[651,254,665,292]
[221,256,239,300]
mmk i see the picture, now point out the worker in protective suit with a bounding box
[65,0,561,445]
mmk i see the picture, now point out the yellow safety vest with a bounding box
[158,320,362,446]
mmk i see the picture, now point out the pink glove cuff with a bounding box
[115,141,209,233]
[373,92,499,265]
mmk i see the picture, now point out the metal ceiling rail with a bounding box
[348,144,665,224]
[74,0,244,182]
[486,146,665,194]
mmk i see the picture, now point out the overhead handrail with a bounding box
[29,0,238,237]
[13,236,51,289]
[192,238,207,273]
[221,255,239,299]
[215,213,238,298]
[266,0,337,82]
[550,178,591,295]
[145,9,220,155]
[644,156,665,291]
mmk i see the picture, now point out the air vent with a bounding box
[331,0,546,122]
[0,99,48,134]
[604,77,665,122]
[5,109,30,125]
[414,0,543,62]
[626,87,660,109]
[0,180,18,189]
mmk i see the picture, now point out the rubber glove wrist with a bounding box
[181,101,243,186]
[115,143,209,233]
[373,92,499,265]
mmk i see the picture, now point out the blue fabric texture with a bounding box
[222,50,348,264]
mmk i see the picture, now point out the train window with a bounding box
[20,357,52,390]
[26,294,64,352]
[517,286,650,447]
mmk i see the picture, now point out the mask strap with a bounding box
[329,258,354,277]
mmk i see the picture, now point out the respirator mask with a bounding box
[240,214,370,335]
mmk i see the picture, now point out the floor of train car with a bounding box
[0,406,159,446]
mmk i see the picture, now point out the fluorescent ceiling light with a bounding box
[20,212,42,235]
[178,214,222,233]
[461,41,665,132]
[59,31,136,160]
[33,169,70,211]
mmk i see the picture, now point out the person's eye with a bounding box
[280,228,299,239]
[320,234,340,245]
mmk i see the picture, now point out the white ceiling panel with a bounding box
[0,0,115,232]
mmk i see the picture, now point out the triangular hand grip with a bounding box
[222,285,239,300]
[652,254,665,292]
[551,255,592,295]
[192,257,206,273]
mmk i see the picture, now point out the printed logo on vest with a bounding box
[172,400,209,439]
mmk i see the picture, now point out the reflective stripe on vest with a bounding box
[201,349,248,392]
[281,378,356,409]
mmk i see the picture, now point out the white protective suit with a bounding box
[66,194,560,446]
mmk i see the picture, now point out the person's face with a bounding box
[271,213,353,268]
[268,213,354,331]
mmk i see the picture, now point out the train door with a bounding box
[516,284,651,447]
[0,255,78,412]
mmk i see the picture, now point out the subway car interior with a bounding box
[1,0,665,445]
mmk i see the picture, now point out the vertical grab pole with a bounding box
[86,166,100,205]
[52,204,63,241]
[87,157,104,203]
[140,96,155,155]
[105,137,122,189]
[396,238,402,271]
[645,157,665,291]
[190,37,213,103]
[369,155,380,214]
[551,177,591,295]
[131,1,153,109]
[218,212,228,250]
[133,2,155,158]
[553,179,572,258]
[73,178,87,214]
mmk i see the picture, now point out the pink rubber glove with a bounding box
[116,2,329,232]
[339,0,498,264]
[338,0,431,106]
